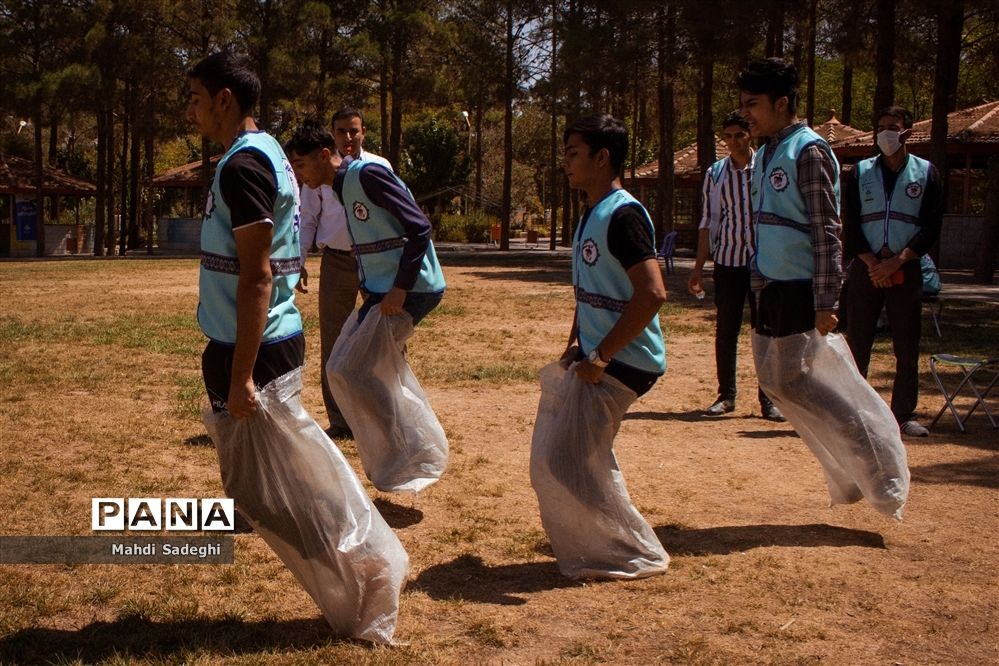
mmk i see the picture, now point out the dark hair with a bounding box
[331,106,363,126]
[187,51,260,115]
[876,105,914,129]
[736,58,799,116]
[722,110,749,131]
[287,116,335,155]
[563,114,628,174]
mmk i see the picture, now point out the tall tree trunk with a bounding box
[379,47,389,155]
[549,0,559,251]
[129,97,142,249]
[975,156,998,284]
[474,103,483,206]
[94,106,106,257]
[119,101,129,257]
[765,0,785,58]
[929,0,963,211]
[106,107,116,255]
[657,3,676,238]
[805,0,817,125]
[33,103,46,258]
[500,0,514,251]
[873,0,895,126]
[144,103,155,255]
[841,62,854,126]
[389,30,404,168]
[696,57,715,180]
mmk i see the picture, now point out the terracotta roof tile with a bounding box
[0,153,96,195]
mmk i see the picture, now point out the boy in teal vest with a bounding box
[843,106,943,437]
[187,51,303,418]
[332,155,445,324]
[531,114,669,579]
[737,58,842,337]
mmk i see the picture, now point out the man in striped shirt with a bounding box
[689,111,783,421]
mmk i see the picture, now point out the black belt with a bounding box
[323,247,353,256]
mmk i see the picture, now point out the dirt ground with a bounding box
[0,254,996,665]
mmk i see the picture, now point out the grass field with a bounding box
[0,254,996,665]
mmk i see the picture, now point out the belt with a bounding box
[323,247,353,256]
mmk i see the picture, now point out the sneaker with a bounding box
[705,399,735,416]
[761,402,785,422]
[900,420,929,437]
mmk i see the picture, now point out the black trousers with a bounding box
[845,259,922,424]
[713,264,770,407]
[756,280,817,338]
[202,333,305,413]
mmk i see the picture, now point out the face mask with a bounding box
[877,130,902,156]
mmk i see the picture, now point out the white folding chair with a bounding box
[928,354,999,433]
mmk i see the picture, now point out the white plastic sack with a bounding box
[752,331,910,519]
[203,368,409,644]
[530,361,670,580]
[326,309,448,493]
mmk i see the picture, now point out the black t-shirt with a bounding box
[218,149,277,229]
[579,202,656,271]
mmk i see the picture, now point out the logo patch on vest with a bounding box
[580,238,600,266]
[352,202,370,221]
[204,190,215,219]
[905,181,923,199]
[769,167,789,192]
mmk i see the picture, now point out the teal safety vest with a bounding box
[750,124,841,281]
[573,188,666,375]
[198,131,303,344]
[341,160,446,295]
[856,154,930,255]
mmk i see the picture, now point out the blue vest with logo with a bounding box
[856,154,930,255]
[750,124,841,281]
[573,189,666,375]
[198,131,302,345]
[341,160,446,295]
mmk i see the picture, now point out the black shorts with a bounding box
[202,333,305,412]
[573,348,661,397]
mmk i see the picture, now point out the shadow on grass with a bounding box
[0,616,348,664]
[411,553,576,605]
[463,269,571,286]
[623,410,705,423]
[909,453,999,489]
[183,433,214,447]
[655,523,886,556]
[373,498,424,528]
[736,428,799,439]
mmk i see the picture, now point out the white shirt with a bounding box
[299,150,393,259]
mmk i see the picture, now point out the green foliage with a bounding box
[401,115,470,199]
[433,210,497,243]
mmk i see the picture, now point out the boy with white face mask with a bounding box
[842,106,943,437]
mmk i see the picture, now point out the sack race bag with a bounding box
[203,368,409,644]
[326,309,448,493]
[530,361,669,580]
[752,331,910,520]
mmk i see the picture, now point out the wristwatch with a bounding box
[587,348,608,368]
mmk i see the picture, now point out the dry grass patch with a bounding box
[1,256,996,665]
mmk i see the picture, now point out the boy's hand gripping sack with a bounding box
[752,331,910,519]
[327,309,448,493]
[203,369,409,644]
[530,361,669,580]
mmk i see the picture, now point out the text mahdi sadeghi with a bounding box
[93,497,235,559]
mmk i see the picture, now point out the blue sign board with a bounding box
[16,200,37,241]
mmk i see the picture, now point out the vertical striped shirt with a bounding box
[699,153,754,267]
